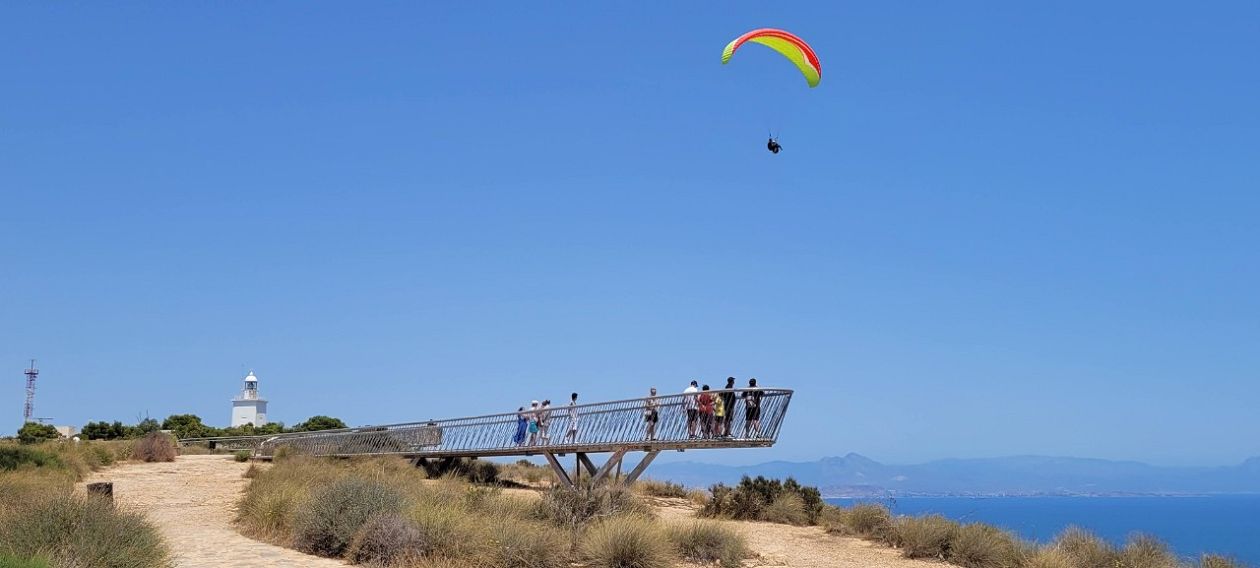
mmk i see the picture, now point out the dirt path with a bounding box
[84,455,937,568]
[653,498,942,568]
[81,455,347,568]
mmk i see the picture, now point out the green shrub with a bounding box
[1053,526,1116,568]
[946,523,1023,568]
[293,477,404,557]
[0,492,171,568]
[635,480,688,498]
[0,556,52,568]
[666,520,747,568]
[16,423,60,445]
[760,493,809,526]
[1117,534,1178,568]
[346,512,425,566]
[534,485,650,531]
[891,514,958,559]
[0,447,61,472]
[234,450,252,462]
[418,458,500,484]
[580,516,674,568]
[132,433,176,463]
[699,475,823,524]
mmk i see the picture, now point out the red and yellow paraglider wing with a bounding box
[721,28,821,88]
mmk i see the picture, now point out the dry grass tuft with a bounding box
[890,514,959,559]
[666,520,747,568]
[759,492,810,526]
[1200,554,1244,568]
[1117,534,1179,568]
[132,433,176,463]
[580,516,674,568]
[946,522,1024,568]
[1053,526,1117,568]
[820,503,894,539]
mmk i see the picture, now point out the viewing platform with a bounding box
[181,387,793,487]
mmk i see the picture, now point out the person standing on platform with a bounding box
[684,380,700,438]
[644,387,660,441]
[741,378,764,438]
[698,385,716,438]
[564,392,580,443]
[720,377,737,437]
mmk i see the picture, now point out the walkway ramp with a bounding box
[182,388,793,487]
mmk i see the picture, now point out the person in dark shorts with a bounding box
[720,377,737,437]
[683,380,700,438]
[643,387,660,441]
[741,378,764,438]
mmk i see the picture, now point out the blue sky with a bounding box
[2,2,1257,466]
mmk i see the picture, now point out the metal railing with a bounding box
[181,388,793,459]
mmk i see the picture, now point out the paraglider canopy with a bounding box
[721,28,821,88]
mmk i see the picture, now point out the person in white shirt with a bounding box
[683,380,700,438]
[564,392,579,443]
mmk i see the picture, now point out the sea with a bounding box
[826,496,1260,565]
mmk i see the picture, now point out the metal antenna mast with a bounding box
[23,359,39,422]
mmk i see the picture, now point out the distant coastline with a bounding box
[648,453,1260,498]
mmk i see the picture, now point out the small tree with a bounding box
[126,417,162,438]
[17,422,62,444]
[82,420,128,440]
[161,414,210,439]
[292,415,347,432]
[256,422,285,435]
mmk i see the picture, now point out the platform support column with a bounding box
[543,453,573,488]
[621,450,660,485]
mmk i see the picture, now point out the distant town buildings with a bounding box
[230,370,268,427]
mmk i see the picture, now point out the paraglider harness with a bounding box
[767,137,782,154]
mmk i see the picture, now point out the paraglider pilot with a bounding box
[767,137,782,154]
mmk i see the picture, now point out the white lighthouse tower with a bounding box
[230,370,268,427]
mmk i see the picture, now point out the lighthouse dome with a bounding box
[245,371,258,382]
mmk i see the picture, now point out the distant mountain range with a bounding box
[648,453,1260,498]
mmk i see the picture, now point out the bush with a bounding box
[891,514,958,559]
[580,516,674,568]
[234,451,252,462]
[760,493,809,526]
[292,415,348,432]
[535,485,650,532]
[346,513,425,566]
[0,556,52,568]
[946,523,1023,568]
[293,478,405,557]
[699,475,823,524]
[1117,534,1178,568]
[1024,547,1074,568]
[821,503,894,538]
[0,491,170,568]
[16,423,60,445]
[132,433,176,463]
[483,518,569,568]
[1200,554,1244,568]
[418,458,500,484]
[0,447,61,472]
[666,520,747,568]
[242,463,262,479]
[635,480,688,499]
[1053,526,1116,568]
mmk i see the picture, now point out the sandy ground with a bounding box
[83,455,939,568]
[81,455,347,568]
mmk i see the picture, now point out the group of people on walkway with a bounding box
[674,377,763,441]
[508,377,767,447]
[513,393,580,447]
